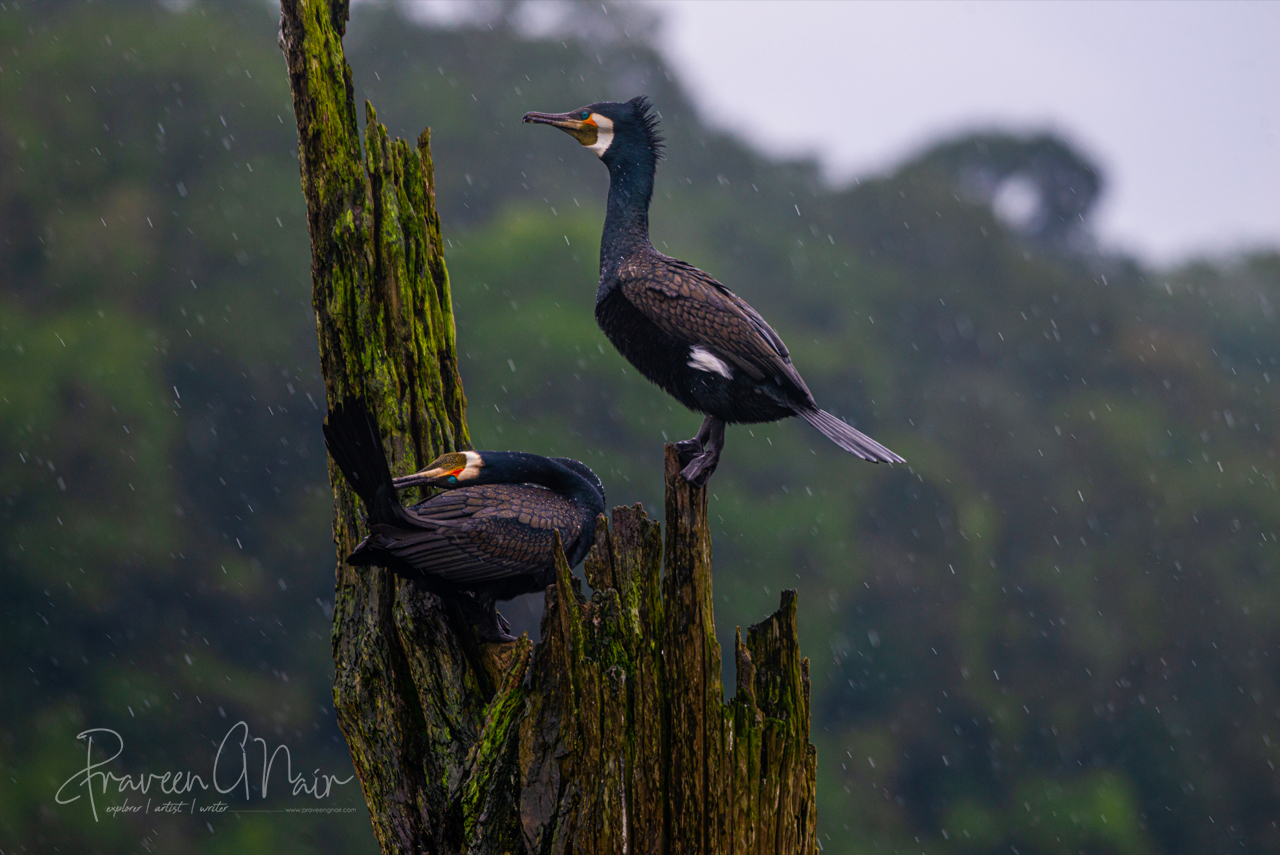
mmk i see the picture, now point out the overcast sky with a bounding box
[407,0,1278,266]
[648,1,1279,266]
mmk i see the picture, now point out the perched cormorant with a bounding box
[323,397,605,641]
[524,97,904,486]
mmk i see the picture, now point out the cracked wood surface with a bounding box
[282,2,816,851]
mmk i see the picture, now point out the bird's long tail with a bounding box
[800,408,905,464]
[322,397,400,526]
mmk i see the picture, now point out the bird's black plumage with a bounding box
[322,397,605,641]
[523,97,904,485]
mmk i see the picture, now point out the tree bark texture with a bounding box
[280,2,817,852]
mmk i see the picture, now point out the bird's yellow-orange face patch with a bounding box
[423,451,468,475]
[572,117,599,148]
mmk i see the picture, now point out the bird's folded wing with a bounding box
[618,255,811,397]
[380,485,578,584]
[372,517,552,585]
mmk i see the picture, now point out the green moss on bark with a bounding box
[282,2,816,851]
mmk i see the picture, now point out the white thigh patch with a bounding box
[688,346,733,379]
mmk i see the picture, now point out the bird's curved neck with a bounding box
[600,154,656,281]
[482,453,600,511]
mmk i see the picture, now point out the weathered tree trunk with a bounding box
[280,2,817,852]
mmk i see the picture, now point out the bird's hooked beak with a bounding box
[523,109,600,148]
[393,451,481,490]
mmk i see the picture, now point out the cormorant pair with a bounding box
[324,97,902,641]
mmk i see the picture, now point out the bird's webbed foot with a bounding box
[679,416,725,489]
[456,591,517,643]
[674,438,704,467]
[679,449,720,488]
[676,415,717,467]
[479,610,516,644]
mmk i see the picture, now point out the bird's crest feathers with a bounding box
[629,95,664,160]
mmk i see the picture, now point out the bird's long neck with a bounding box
[599,153,656,284]
[483,453,601,512]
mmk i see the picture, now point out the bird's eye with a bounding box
[579,111,590,120]
[446,475,458,484]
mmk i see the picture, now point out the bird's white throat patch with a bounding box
[588,114,614,158]
[460,450,484,480]
[688,345,733,379]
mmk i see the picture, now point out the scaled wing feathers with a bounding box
[617,254,812,400]
[361,485,580,585]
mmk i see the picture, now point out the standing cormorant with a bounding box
[323,397,605,641]
[524,97,904,486]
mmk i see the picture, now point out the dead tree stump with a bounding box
[280,1,817,851]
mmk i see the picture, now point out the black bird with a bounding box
[524,97,904,486]
[323,398,605,642]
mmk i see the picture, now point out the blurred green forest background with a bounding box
[2,2,1278,853]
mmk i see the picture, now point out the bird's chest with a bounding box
[594,289,733,409]
[595,287,687,387]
